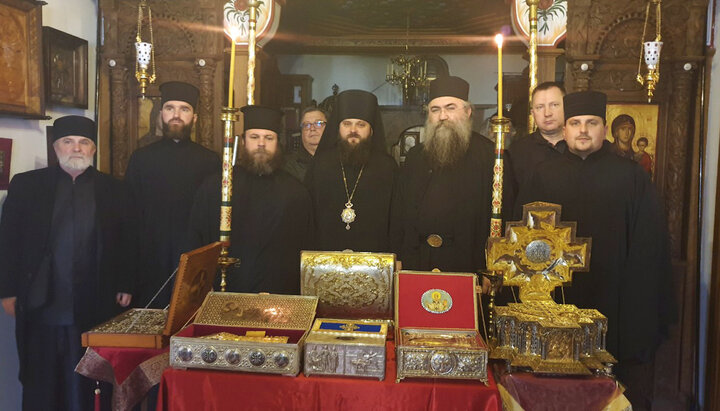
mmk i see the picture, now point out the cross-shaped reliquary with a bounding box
[486,202,617,375]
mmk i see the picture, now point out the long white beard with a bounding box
[423,117,472,168]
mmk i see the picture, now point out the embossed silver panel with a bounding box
[301,251,395,320]
[303,318,387,380]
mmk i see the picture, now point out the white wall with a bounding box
[0,1,98,410]
[276,53,528,107]
[699,1,720,407]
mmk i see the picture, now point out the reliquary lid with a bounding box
[394,271,479,332]
[163,242,222,337]
[194,291,319,330]
[300,250,396,320]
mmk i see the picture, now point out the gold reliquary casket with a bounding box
[486,202,617,375]
[394,271,488,384]
[300,250,395,320]
[300,251,395,380]
[304,319,388,380]
[81,242,221,348]
[169,292,318,376]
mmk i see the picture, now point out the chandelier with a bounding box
[135,0,156,98]
[386,54,428,104]
[385,17,428,105]
[636,0,662,102]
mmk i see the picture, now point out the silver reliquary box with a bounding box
[300,251,395,320]
[170,292,318,376]
[394,271,489,384]
[304,319,388,380]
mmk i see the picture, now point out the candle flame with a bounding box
[494,34,504,48]
[229,26,240,43]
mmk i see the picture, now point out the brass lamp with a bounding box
[636,0,662,102]
[135,0,156,97]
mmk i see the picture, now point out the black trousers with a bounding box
[21,322,93,411]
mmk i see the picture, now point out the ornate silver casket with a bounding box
[303,319,388,380]
[394,271,488,384]
[170,292,318,376]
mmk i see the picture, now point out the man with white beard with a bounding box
[0,115,135,410]
[392,76,506,272]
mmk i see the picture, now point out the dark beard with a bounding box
[423,117,472,169]
[339,136,372,167]
[238,145,283,176]
[162,120,193,141]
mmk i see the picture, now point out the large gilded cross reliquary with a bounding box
[486,202,616,375]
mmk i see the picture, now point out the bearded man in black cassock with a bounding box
[306,89,397,252]
[125,82,221,308]
[514,91,673,410]
[391,76,499,272]
[188,105,312,294]
[0,116,134,411]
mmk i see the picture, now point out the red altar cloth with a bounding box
[75,346,168,411]
[158,341,502,411]
[495,365,625,411]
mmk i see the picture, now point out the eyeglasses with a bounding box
[301,121,327,130]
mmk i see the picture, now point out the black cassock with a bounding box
[188,168,313,294]
[391,132,501,272]
[506,129,566,189]
[125,138,220,307]
[514,141,673,361]
[306,147,397,252]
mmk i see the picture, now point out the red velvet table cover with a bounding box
[495,365,623,411]
[158,341,502,411]
[75,346,168,411]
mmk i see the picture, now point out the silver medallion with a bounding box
[274,351,290,368]
[249,350,266,366]
[225,349,241,365]
[341,202,356,230]
[525,239,552,263]
[201,347,217,363]
[177,346,193,362]
[429,350,456,374]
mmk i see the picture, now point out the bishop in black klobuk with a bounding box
[306,90,397,252]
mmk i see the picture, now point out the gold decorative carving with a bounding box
[205,331,289,344]
[195,292,318,330]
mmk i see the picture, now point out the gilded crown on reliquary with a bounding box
[486,201,617,375]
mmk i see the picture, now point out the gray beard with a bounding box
[57,154,93,172]
[423,117,472,168]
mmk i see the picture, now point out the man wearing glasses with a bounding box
[284,107,328,182]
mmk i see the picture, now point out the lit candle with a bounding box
[495,33,504,119]
[227,28,238,108]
